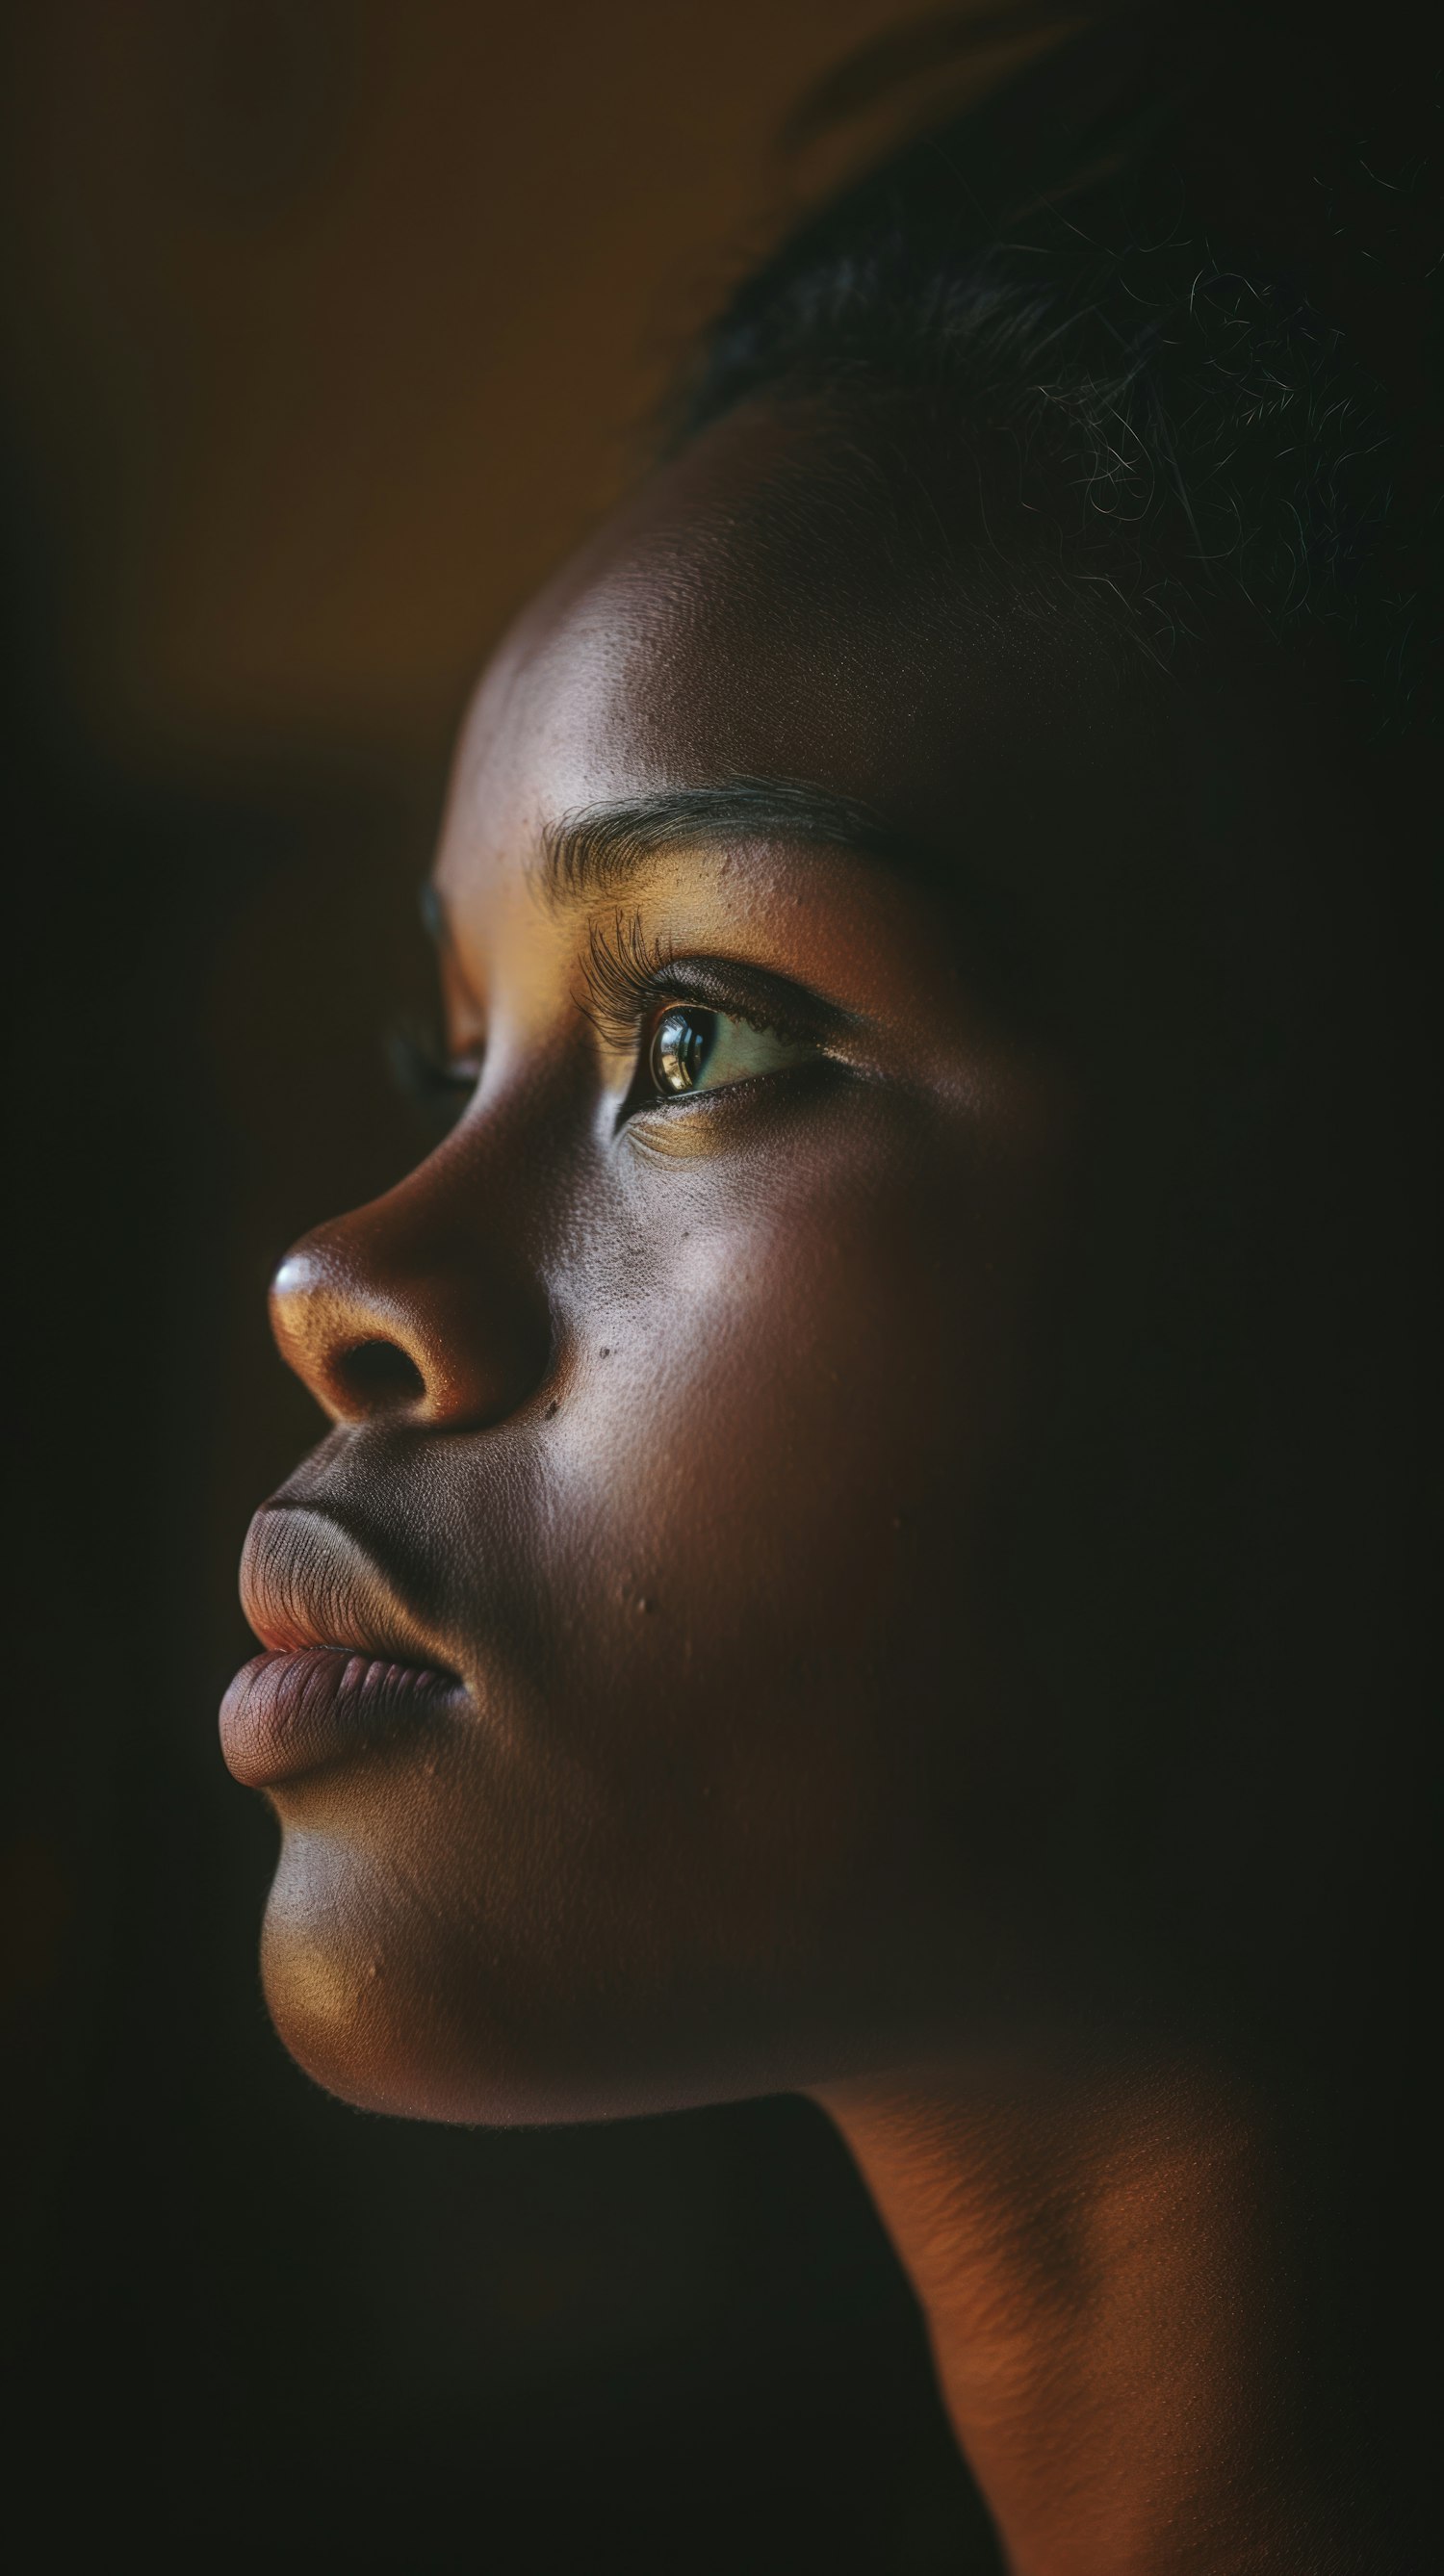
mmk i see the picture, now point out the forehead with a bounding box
[436,399,1132,897]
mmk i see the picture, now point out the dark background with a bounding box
[2,7,1021,2566]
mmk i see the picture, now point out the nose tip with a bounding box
[269,1225,548,1431]
[269,1247,430,1427]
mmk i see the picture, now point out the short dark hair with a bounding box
[683,4,1438,742]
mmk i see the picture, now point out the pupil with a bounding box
[654,1008,713,1093]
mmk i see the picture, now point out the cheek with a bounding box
[584,1107,1050,1610]
[261,1104,1066,2123]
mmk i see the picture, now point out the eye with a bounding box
[647,1005,817,1100]
[388,1023,483,1138]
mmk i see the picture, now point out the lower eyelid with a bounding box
[643,1054,838,1116]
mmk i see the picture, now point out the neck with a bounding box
[815,2052,1398,2576]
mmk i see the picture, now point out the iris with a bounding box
[651,1007,716,1094]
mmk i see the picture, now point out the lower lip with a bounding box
[219,1648,466,1788]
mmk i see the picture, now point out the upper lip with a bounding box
[240,1501,460,1677]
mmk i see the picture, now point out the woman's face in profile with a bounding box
[223,396,1307,2123]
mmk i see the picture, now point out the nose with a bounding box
[269,1168,551,1430]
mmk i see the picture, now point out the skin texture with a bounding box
[229,399,1422,2571]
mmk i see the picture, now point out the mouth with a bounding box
[220,1503,466,1789]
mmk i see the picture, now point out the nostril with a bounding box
[339,1338,427,1411]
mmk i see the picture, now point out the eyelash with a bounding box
[576,911,681,1048]
[577,910,821,1063]
[389,911,833,1130]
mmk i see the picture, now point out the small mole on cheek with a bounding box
[544,1400,558,1419]
[599,1348,610,1359]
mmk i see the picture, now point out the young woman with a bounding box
[220,9,1434,2567]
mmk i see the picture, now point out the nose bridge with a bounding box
[270,1112,554,1430]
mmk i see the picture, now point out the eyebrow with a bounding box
[423,774,1021,991]
[535,776,912,912]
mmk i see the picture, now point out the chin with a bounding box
[257,1811,892,2128]
[257,1822,700,2128]
[257,1824,594,2125]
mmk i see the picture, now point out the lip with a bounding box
[220,1501,466,1788]
[220,1646,465,1787]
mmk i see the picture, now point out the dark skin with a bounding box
[225,398,1418,2572]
